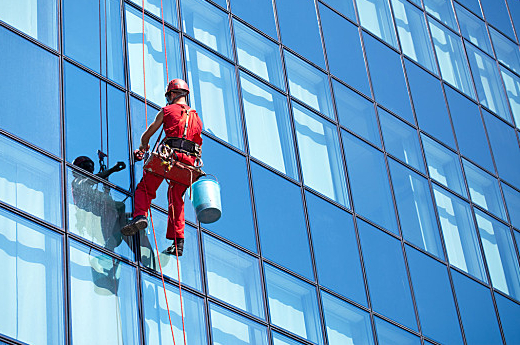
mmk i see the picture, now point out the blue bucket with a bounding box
[191,175,222,224]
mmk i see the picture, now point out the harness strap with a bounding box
[182,106,190,139]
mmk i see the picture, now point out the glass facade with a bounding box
[1,0,520,344]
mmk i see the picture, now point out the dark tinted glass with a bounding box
[321,0,356,20]
[276,0,325,68]
[306,192,366,306]
[320,5,370,96]
[507,0,520,41]
[0,27,60,156]
[375,317,421,345]
[364,34,414,123]
[252,163,313,279]
[456,0,482,17]
[479,0,515,39]
[229,0,277,38]
[406,246,464,345]
[405,59,456,148]
[495,292,520,344]
[445,86,494,172]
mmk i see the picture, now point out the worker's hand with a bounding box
[139,142,150,152]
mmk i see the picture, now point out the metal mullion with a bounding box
[269,325,317,345]
[290,96,337,125]
[199,228,260,259]
[237,65,287,100]
[0,334,29,345]
[316,0,358,27]
[0,20,61,57]
[502,0,520,43]
[62,56,127,93]
[248,155,301,187]
[230,13,279,45]
[0,202,64,235]
[206,296,269,327]
[123,0,179,35]
[65,164,133,196]
[183,33,235,66]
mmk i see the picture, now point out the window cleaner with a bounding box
[121,78,208,256]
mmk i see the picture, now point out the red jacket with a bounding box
[162,103,203,145]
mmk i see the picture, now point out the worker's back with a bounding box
[162,103,203,145]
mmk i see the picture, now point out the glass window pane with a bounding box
[422,134,467,197]
[391,0,438,73]
[476,210,520,300]
[432,185,487,281]
[374,317,421,345]
[128,0,178,28]
[456,0,482,18]
[276,0,326,68]
[455,3,493,55]
[501,67,520,128]
[181,0,232,59]
[380,108,425,173]
[234,20,284,90]
[0,26,60,156]
[322,0,356,20]
[320,5,370,96]
[141,217,202,291]
[406,246,464,345]
[64,62,130,190]
[484,110,520,189]
[240,73,298,179]
[491,27,520,76]
[358,220,417,330]
[229,0,277,38]
[293,103,349,206]
[186,39,244,150]
[321,291,374,345]
[0,0,57,49]
[63,0,124,85]
[0,209,64,345]
[333,80,380,147]
[265,265,323,344]
[0,135,62,227]
[306,192,366,306]
[209,303,268,345]
[355,0,398,47]
[424,0,457,30]
[69,240,139,344]
[285,51,334,119]
[67,168,133,260]
[203,234,264,319]
[463,160,507,220]
[142,272,207,345]
[389,159,443,258]
[343,131,398,233]
[502,182,520,230]
[445,85,494,172]
[495,291,520,344]
[126,5,182,106]
[429,18,476,98]
[201,137,257,251]
[452,270,503,345]
[479,0,515,40]
[251,163,313,279]
[364,34,414,123]
[466,44,511,122]
[272,331,306,345]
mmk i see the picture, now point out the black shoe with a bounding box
[121,215,148,236]
[166,238,184,256]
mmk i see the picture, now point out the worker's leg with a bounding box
[166,182,188,240]
[133,171,164,217]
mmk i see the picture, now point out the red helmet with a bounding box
[165,79,190,96]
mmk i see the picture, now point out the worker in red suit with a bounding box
[121,79,203,256]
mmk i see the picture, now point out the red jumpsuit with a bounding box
[133,104,203,240]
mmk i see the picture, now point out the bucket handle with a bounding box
[200,174,219,184]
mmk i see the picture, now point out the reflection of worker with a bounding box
[121,79,203,256]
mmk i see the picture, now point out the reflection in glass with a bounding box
[476,210,520,300]
[126,5,182,106]
[0,209,64,345]
[433,185,487,282]
[429,18,475,98]
[293,103,349,206]
[69,241,139,345]
[321,291,374,345]
[343,132,398,233]
[0,0,57,48]
[234,20,284,90]
[466,44,511,122]
[422,135,467,197]
[0,135,62,227]
[0,27,60,156]
[240,73,297,179]
[181,0,232,59]
[454,3,492,55]
[502,183,520,230]
[141,214,202,291]
[210,303,268,345]
[265,265,323,344]
[501,67,520,127]
[203,234,264,319]
[272,331,305,345]
[424,0,457,30]
[229,0,277,38]
[142,272,207,345]
[128,0,178,28]
[186,39,244,150]
[389,159,443,258]
[463,160,506,220]
[285,51,334,119]
[333,80,380,147]
[355,0,398,47]
[391,0,437,73]
[490,28,520,75]
[380,108,424,173]
[375,317,421,345]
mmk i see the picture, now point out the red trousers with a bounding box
[133,154,195,240]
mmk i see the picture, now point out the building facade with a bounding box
[1,0,520,344]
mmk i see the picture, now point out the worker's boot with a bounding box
[166,238,184,256]
[121,215,148,236]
